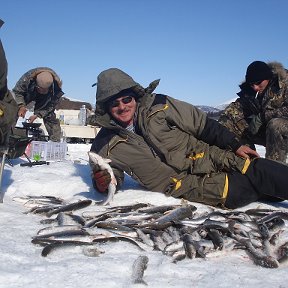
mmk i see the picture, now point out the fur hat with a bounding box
[245,61,273,84]
[36,71,53,89]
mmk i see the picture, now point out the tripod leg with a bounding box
[0,152,7,203]
[23,152,32,164]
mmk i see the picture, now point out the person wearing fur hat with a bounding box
[13,67,64,142]
[89,68,288,209]
[0,19,18,146]
[219,61,288,163]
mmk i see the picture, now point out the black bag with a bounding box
[7,134,32,159]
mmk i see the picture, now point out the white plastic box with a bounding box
[27,141,67,161]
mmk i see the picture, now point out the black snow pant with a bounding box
[225,158,288,209]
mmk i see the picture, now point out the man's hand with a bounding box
[93,169,111,193]
[236,145,260,159]
[18,106,27,118]
[28,114,38,123]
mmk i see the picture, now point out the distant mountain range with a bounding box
[195,105,224,120]
[196,98,236,119]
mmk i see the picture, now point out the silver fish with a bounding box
[41,242,93,257]
[46,199,92,218]
[276,241,288,263]
[57,211,86,226]
[182,234,206,258]
[207,228,224,250]
[135,228,154,248]
[139,205,196,230]
[82,246,105,257]
[88,151,117,206]
[232,235,279,268]
[33,228,89,241]
[171,248,187,263]
[150,234,166,251]
[131,255,149,285]
[182,235,197,259]
[163,240,184,254]
[13,195,65,207]
[37,225,82,236]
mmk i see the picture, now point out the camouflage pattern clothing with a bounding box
[219,62,288,163]
[12,67,64,142]
[0,19,18,146]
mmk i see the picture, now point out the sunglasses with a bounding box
[109,96,133,108]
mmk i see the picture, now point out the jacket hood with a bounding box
[96,68,140,104]
[268,61,287,87]
[94,68,160,117]
[238,61,287,96]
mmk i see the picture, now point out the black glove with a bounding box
[93,168,111,193]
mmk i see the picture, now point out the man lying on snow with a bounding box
[89,68,288,209]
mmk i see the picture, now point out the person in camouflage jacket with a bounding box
[0,19,18,146]
[12,67,64,142]
[90,68,288,209]
[219,61,288,163]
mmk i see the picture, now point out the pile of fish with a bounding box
[13,195,288,269]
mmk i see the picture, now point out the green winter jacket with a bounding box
[91,68,250,207]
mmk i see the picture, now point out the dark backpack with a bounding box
[7,134,32,159]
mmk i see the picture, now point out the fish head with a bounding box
[88,151,112,166]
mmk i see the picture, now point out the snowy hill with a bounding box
[195,105,222,114]
[195,97,237,119]
[215,97,237,111]
[195,105,223,120]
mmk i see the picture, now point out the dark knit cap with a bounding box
[245,61,273,84]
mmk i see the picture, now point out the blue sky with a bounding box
[1,0,288,107]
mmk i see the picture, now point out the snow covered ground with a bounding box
[0,144,287,288]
